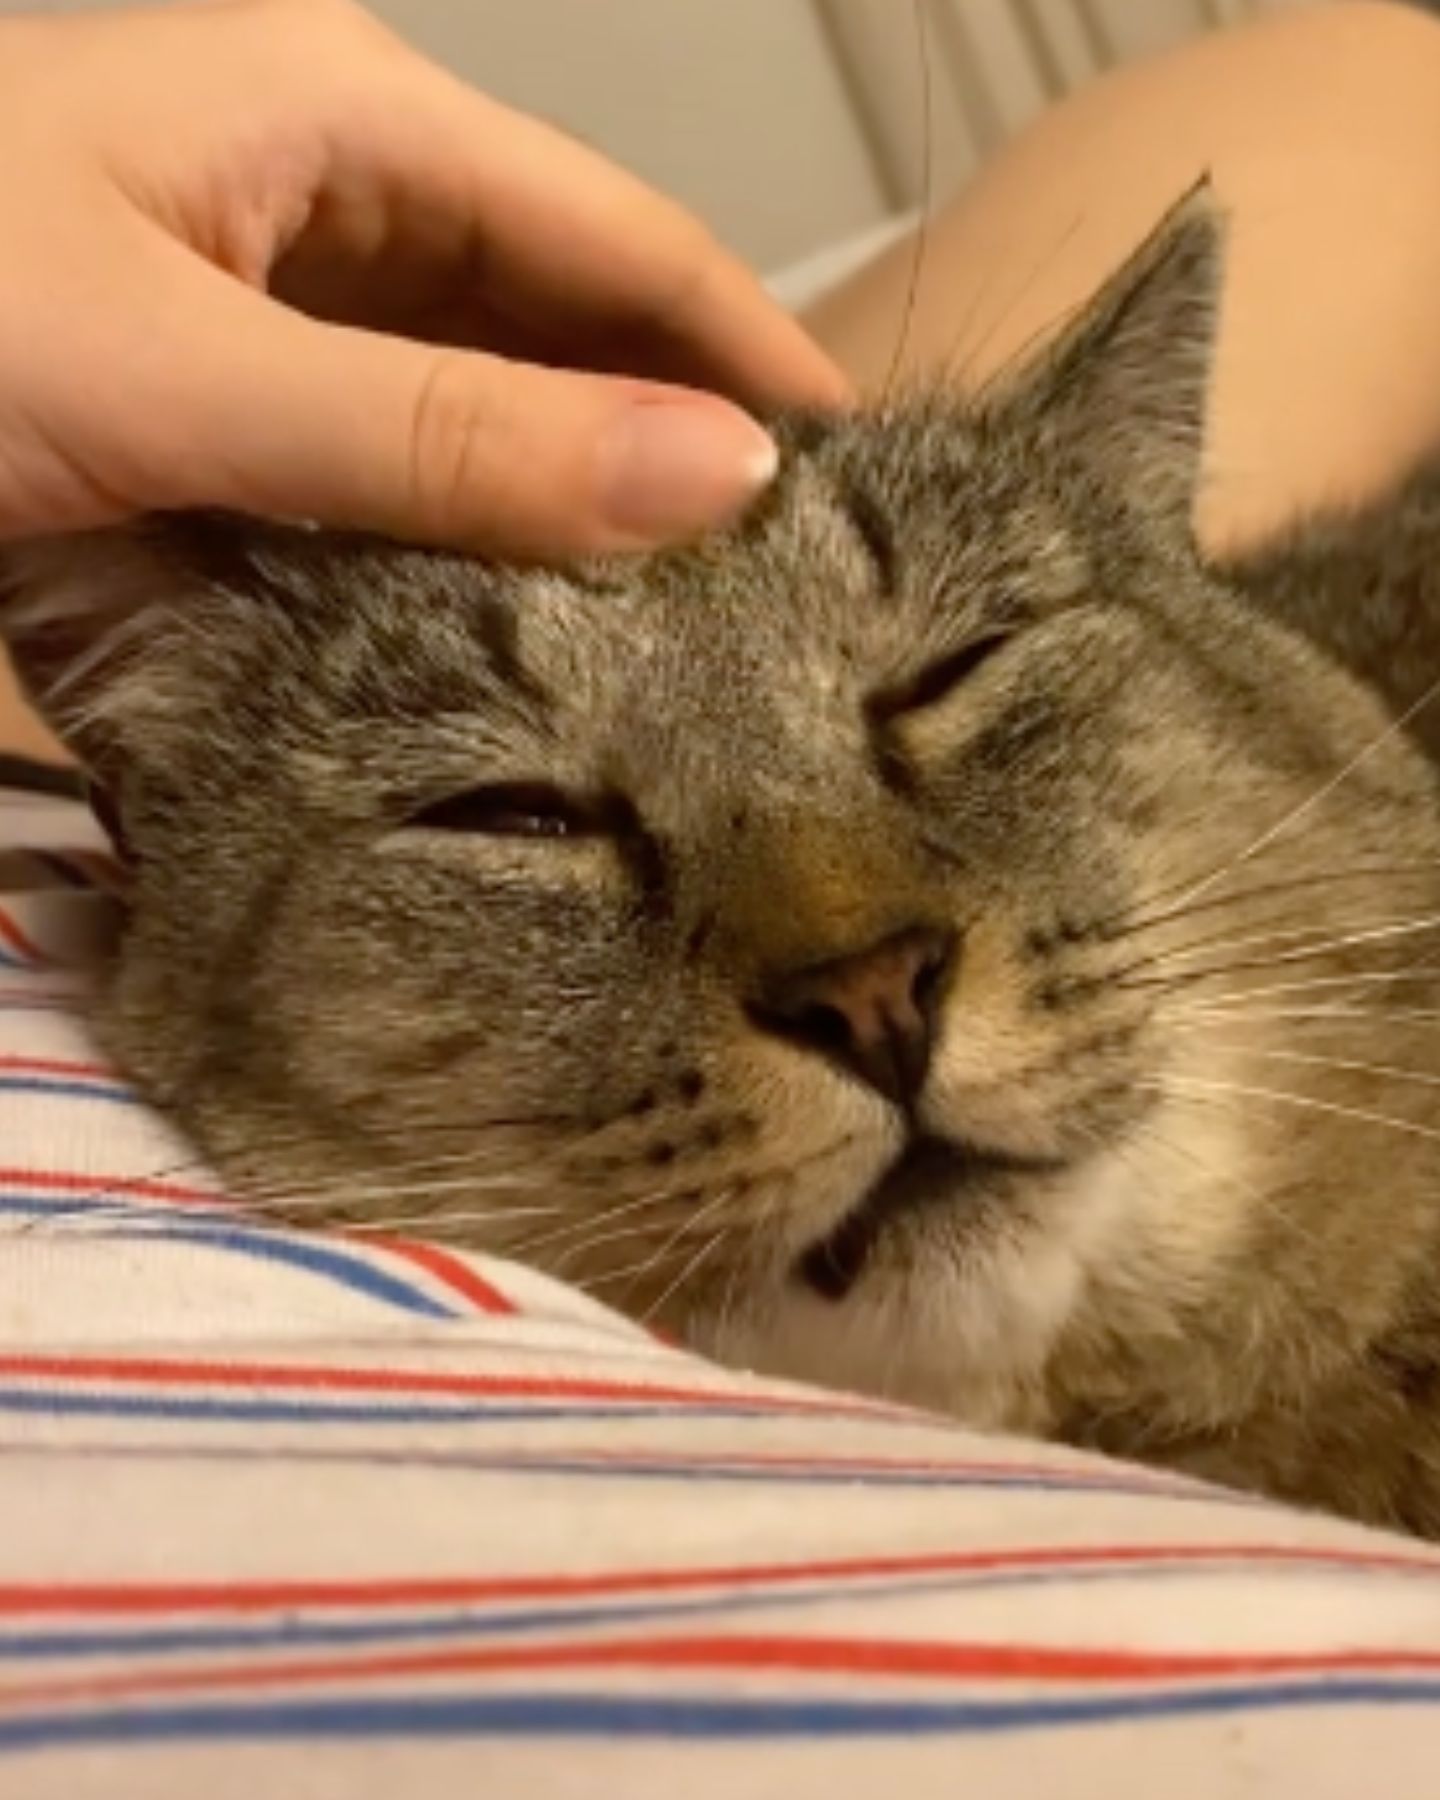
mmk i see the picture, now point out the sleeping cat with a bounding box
[8,191,1440,1535]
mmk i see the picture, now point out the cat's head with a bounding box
[8,191,1440,1427]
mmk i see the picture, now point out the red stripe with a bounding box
[0,1542,1433,1617]
[0,1056,116,1083]
[0,1168,221,1206]
[365,1235,515,1316]
[0,905,48,965]
[7,1630,1440,1713]
[0,1350,871,1417]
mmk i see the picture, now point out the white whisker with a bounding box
[1171,673,1440,914]
[1140,1072,1440,1150]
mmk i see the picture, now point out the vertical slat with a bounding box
[1011,0,1095,95]
[812,0,981,210]
[1087,0,1228,57]
[1072,0,1120,64]
[935,0,1053,142]
[816,0,1317,236]
[1202,0,1260,23]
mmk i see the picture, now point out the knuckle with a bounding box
[405,351,498,540]
[645,218,725,336]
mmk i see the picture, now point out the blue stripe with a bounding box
[3,1678,1440,1751]
[1,1556,1421,1665]
[0,1389,866,1430]
[0,1205,459,1321]
[0,1195,215,1219]
[0,1411,1238,1497]
[0,1076,134,1105]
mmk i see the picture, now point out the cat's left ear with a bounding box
[994,180,1224,524]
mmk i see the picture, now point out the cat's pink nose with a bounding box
[748,926,956,1106]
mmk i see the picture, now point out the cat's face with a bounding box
[10,195,1440,1430]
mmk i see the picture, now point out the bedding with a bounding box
[1,781,1438,1798]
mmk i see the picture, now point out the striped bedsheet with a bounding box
[2,784,1439,1798]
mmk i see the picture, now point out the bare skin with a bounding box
[6,1,1440,758]
[806,1,1440,557]
[0,0,842,560]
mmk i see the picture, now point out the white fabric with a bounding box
[2,785,1439,1798]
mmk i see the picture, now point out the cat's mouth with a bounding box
[796,1134,1060,1303]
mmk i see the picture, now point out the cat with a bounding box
[8,189,1440,1536]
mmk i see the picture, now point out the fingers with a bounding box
[308,41,851,415]
[0,0,845,552]
[154,263,780,556]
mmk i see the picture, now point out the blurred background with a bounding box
[19,0,1341,303]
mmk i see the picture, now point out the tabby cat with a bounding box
[9,192,1440,1534]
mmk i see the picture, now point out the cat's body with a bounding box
[10,194,1440,1534]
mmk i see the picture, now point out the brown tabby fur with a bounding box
[9,192,1440,1534]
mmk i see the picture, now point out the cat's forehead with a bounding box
[483,408,1090,683]
[215,405,1093,779]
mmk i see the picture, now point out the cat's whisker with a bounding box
[1129,1082,1355,1275]
[1138,1071,1440,1151]
[531,1203,694,1279]
[1169,1002,1440,1030]
[1164,672,1440,918]
[880,0,933,402]
[499,1173,766,1275]
[1107,908,1440,981]
[953,209,1088,400]
[1159,1039,1440,1096]
[638,1222,737,1328]
[1159,909,1440,971]
[1117,962,1440,1006]
[500,1182,711,1265]
[1112,916,1379,974]
[0,1110,627,1230]
[526,1133,865,1271]
[325,1203,568,1239]
[196,1165,544,1225]
[7,1190,574,1243]
[1108,1109,1327,1261]
[1099,858,1440,945]
[233,1165,540,1208]
[5,1153,566,1236]
[967,248,1094,408]
[590,1184,742,1303]
[247,1173,557,1220]
[708,1215,761,1348]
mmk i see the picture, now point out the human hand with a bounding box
[0,0,847,558]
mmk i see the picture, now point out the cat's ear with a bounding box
[0,525,203,785]
[994,180,1223,522]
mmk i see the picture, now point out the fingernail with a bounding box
[598,399,779,544]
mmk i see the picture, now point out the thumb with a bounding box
[167,282,782,558]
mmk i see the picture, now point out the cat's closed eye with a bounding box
[869,632,1014,725]
[408,782,604,840]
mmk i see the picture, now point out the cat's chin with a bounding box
[792,1132,1068,1305]
[696,1137,1144,1425]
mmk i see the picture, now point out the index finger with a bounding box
[318,41,853,414]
